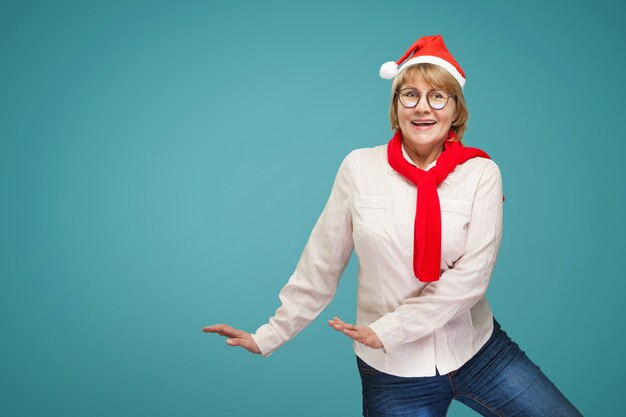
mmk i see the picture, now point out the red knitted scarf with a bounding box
[387,130,490,282]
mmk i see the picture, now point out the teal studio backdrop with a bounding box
[1,1,624,416]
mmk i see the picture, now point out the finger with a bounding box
[226,337,261,354]
[329,320,347,331]
[342,328,361,341]
[329,322,345,332]
[328,319,345,330]
[333,317,358,330]
[202,324,228,333]
[335,322,357,331]
[203,324,231,334]
[202,324,244,338]
[328,316,356,330]
[343,328,375,347]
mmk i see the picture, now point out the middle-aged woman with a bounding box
[204,35,584,416]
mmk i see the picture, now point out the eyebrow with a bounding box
[401,86,440,90]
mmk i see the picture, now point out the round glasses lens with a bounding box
[427,90,449,110]
[398,89,419,108]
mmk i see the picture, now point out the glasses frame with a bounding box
[395,88,455,111]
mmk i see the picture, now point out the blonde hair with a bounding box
[389,63,469,142]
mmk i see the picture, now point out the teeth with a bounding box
[412,121,436,125]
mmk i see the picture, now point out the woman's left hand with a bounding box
[328,316,384,350]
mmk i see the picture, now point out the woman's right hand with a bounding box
[202,324,261,355]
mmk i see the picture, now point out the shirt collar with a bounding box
[387,143,438,175]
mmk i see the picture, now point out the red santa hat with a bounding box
[379,35,466,89]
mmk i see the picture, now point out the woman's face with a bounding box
[396,74,457,155]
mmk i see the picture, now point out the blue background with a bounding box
[1,1,624,416]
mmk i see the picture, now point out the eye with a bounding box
[429,90,447,99]
[402,89,419,98]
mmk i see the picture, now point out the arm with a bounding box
[250,152,355,357]
[368,162,503,351]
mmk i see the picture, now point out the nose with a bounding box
[413,95,431,113]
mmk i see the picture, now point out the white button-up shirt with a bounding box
[251,142,503,377]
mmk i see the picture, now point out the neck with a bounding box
[403,142,444,169]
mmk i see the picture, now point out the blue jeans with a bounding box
[357,319,583,416]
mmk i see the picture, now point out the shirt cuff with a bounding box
[368,313,408,353]
[250,324,285,358]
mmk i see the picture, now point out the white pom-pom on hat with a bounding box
[379,61,398,79]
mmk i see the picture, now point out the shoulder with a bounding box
[446,156,502,200]
[457,156,501,182]
[463,158,503,201]
[337,144,389,181]
[342,144,387,168]
[331,145,389,185]
[461,155,499,171]
[344,144,387,160]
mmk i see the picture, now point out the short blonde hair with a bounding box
[389,63,469,142]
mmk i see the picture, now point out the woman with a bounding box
[204,35,583,416]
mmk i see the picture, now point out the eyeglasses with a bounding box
[396,88,454,110]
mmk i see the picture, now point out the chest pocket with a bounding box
[439,198,472,266]
[352,195,392,240]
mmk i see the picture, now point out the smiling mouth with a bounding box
[411,120,436,126]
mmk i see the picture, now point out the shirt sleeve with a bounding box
[251,152,355,357]
[368,161,503,351]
